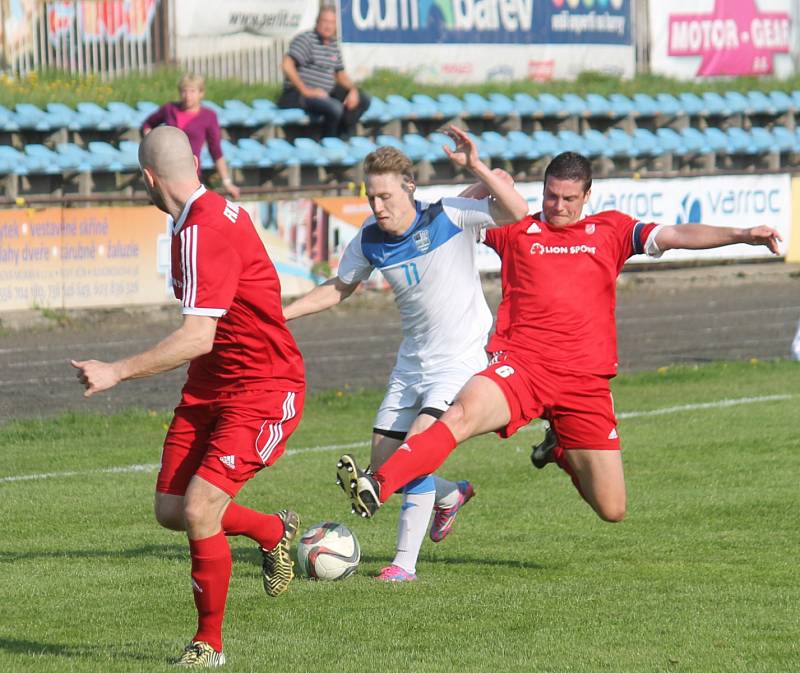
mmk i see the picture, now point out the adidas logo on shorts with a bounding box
[219,455,236,470]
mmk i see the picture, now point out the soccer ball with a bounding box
[296,522,360,580]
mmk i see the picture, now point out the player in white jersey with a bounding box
[284,128,528,581]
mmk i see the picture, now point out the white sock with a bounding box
[392,477,435,574]
[434,475,460,509]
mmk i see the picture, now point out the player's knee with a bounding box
[154,500,183,531]
[182,499,215,530]
[596,501,626,523]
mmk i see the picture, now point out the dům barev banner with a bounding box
[339,0,634,83]
[649,0,796,78]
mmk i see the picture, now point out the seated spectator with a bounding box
[278,5,371,139]
[142,73,240,199]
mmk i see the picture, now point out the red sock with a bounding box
[222,502,284,550]
[553,445,586,499]
[189,531,232,653]
[374,421,457,501]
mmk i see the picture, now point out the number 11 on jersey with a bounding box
[401,262,420,286]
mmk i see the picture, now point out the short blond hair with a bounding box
[363,146,414,182]
[178,72,205,93]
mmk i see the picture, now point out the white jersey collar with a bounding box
[172,185,207,234]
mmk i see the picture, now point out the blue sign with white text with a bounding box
[338,0,631,45]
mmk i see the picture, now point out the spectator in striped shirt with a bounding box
[143,73,240,199]
[278,6,371,139]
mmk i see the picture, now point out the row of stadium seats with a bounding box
[4,125,800,196]
[1,89,799,137]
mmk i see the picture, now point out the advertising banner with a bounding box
[174,0,316,38]
[418,172,793,268]
[648,0,796,78]
[339,0,634,83]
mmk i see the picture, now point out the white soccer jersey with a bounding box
[337,197,495,370]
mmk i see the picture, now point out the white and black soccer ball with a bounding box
[296,522,360,581]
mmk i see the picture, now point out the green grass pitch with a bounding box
[1,361,798,673]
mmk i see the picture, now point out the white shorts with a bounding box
[373,349,488,434]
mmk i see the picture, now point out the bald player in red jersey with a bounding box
[72,126,305,668]
[336,151,781,524]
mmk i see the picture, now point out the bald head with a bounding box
[139,126,198,181]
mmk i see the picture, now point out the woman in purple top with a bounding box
[142,73,240,199]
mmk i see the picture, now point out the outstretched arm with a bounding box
[72,314,217,397]
[655,224,782,255]
[443,126,528,224]
[283,277,360,321]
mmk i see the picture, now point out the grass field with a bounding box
[1,361,798,673]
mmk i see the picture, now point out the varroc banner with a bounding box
[649,0,797,78]
[338,0,634,83]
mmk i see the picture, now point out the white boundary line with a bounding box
[0,394,792,485]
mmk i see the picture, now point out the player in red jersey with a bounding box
[71,126,305,668]
[336,151,781,524]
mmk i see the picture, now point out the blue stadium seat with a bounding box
[86,141,127,171]
[512,93,540,118]
[107,102,139,127]
[723,91,751,115]
[770,126,799,152]
[15,103,52,131]
[607,128,638,157]
[632,93,660,118]
[415,132,448,161]
[487,93,516,117]
[136,101,159,125]
[290,138,331,166]
[218,139,243,169]
[410,94,444,120]
[537,93,567,118]
[435,94,464,118]
[263,138,300,165]
[479,131,514,159]
[745,91,776,116]
[504,130,542,159]
[375,133,406,153]
[314,137,357,166]
[584,94,614,118]
[359,97,393,124]
[0,146,28,174]
[223,100,259,127]
[744,127,774,154]
[76,102,119,130]
[607,94,635,118]
[582,129,613,157]
[25,144,64,173]
[55,142,94,171]
[678,92,706,116]
[557,129,587,154]
[632,128,664,156]
[531,130,560,157]
[46,103,81,131]
[680,127,712,154]
[701,92,730,117]
[560,93,588,117]
[724,127,756,154]
[655,127,687,155]
[703,127,732,153]
[767,90,795,114]
[385,95,415,120]
[463,93,494,118]
[347,136,378,161]
[654,93,682,117]
[0,104,19,132]
[116,141,141,170]
[236,138,274,168]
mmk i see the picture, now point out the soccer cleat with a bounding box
[174,641,226,668]
[336,454,381,518]
[261,509,300,597]
[376,564,417,582]
[429,480,474,543]
[531,425,557,469]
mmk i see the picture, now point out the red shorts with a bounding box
[477,353,619,451]
[157,387,304,498]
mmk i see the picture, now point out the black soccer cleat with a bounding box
[531,425,557,469]
[336,454,381,519]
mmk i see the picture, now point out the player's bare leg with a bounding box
[155,492,187,531]
[562,449,626,522]
[439,375,511,442]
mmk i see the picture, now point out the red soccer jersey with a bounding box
[170,186,304,392]
[483,210,660,376]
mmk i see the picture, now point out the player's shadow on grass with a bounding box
[360,553,545,570]
[0,544,261,564]
[0,637,156,663]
